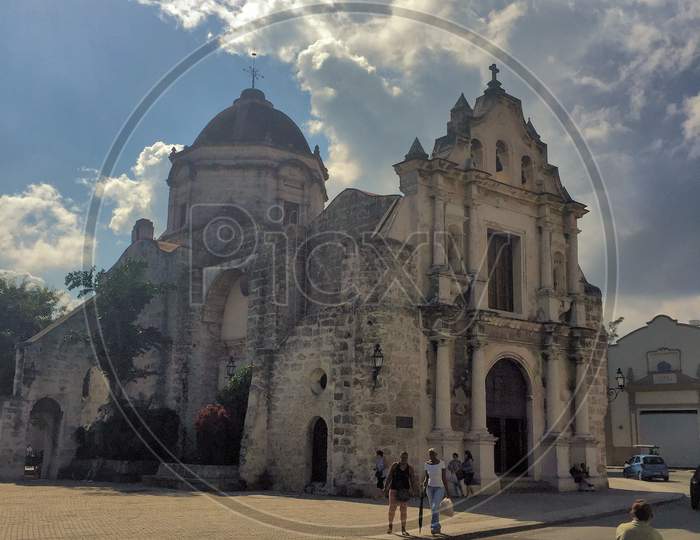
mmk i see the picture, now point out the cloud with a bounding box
[681,93,700,157]
[571,105,630,143]
[89,141,182,234]
[0,184,86,274]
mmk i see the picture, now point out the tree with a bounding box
[607,316,625,344]
[65,259,170,401]
[0,277,65,395]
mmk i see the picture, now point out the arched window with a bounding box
[521,156,533,185]
[496,141,508,173]
[470,139,483,169]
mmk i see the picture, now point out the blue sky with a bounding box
[1,0,699,334]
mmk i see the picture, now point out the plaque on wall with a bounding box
[647,348,681,374]
[652,372,677,384]
[396,416,414,429]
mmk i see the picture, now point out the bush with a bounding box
[195,364,252,465]
[195,404,239,465]
[75,405,179,461]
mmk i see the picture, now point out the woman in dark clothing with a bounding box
[384,451,415,536]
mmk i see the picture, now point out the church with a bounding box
[0,65,609,495]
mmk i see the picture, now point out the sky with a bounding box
[0,0,699,336]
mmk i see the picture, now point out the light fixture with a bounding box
[608,367,626,401]
[371,344,384,388]
[226,357,237,377]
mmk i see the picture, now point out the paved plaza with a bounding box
[0,470,691,539]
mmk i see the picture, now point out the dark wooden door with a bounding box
[486,359,528,475]
[311,418,328,483]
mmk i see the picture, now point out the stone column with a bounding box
[574,357,591,437]
[566,215,580,295]
[467,201,486,309]
[470,339,488,434]
[434,337,453,431]
[571,346,603,487]
[540,223,553,290]
[433,196,446,267]
[464,335,498,493]
[545,351,562,434]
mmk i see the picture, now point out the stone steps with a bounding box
[498,476,556,493]
[141,463,242,492]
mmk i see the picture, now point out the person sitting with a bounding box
[569,463,595,491]
[615,499,663,540]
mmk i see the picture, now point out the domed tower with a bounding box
[161,87,328,246]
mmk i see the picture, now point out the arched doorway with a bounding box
[310,417,328,483]
[26,398,63,479]
[486,359,528,475]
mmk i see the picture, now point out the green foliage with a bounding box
[217,363,253,410]
[607,316,625,344]
[0,277,65,395]
[195,364,252,465]
[65,259,170,397]
[75,406,179,461]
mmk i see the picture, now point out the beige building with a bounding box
[0,66,608,494]
[607,315,700,467]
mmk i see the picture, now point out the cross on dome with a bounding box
[243,52,264,89]
[489,63,499,82]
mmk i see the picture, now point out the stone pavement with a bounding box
[0,475,687,540]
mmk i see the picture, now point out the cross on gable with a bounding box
[489,63,499,82]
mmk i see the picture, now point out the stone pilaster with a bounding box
[566,213,586,326]
[570,345,602,485]
[427,336,462,460]
[536,219,558,321]
[464,334,498,494]
[466,199,487,310]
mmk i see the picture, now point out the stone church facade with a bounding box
[0,67,608,495]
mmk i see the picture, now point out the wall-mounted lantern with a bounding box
[371,344,384,388]
[226,357,237,377]
[608,367,626,401]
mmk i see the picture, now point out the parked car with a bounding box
[622,454,669,481]
[691,466,700,510]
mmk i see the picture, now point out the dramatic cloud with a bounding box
[90,141,182,234]
[0,184,85,274]
[136,0,700,336]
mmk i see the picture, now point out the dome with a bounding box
[192,88,311,154]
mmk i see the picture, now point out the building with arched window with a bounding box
[0,67,606,495]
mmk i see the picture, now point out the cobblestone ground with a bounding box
[0,474,689,540]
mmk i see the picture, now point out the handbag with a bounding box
[456,469,465,480]
[439,496,454,517]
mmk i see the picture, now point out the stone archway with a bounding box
[310,417,328,483]
[26,397,63,479]
[486,358,529,475]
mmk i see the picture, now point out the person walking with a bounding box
[615,499,663,540]
[375,450,387,490]
[461,450,475,497]
[422,448,449,535]
[384,451,415,536]
[447,453,464,497]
